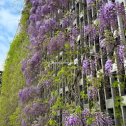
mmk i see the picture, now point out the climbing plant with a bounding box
[0,4,30,126]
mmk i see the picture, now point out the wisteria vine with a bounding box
[19,0,126,125]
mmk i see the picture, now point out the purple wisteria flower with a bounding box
[82,108,90,123]
[117,45,125,63]
[82,109,113,126]
[41,4,50,15]
[59,0,68,7]
[92,112,113,126]
[24,102,49,117]
[65,114,82,126]
[21,119,27,126]
[87,86,98,100]
[82,108,90,117]
[116,2,125,15]
[49,97,55,105]
[43,80,52,88]
[22,59,27,72]
[61,18,69,28]
[105,59,112,75]
[47,32,65,54]
[99,39,106,49]
[99,1,117,29]
[83,25,97,41]
[19,86,40,103]
[28,52,41,67]
[82,59,90,74]
[90,60,96,76]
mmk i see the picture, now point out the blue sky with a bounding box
[0,0,23,71]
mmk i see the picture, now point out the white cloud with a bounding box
[0,0,5,6]
[0,9,20,33]
[0,0,23,70]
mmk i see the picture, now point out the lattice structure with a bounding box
[49,0,126,125]
[20,0,126,125]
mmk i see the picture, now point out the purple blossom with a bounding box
[43,80,52,88]
[35,6,41,15]
[35,21,42,30]
[82,108,90,117]
[117,45,125,63]
[116,2,125,15]
[69,35,75,48]
[38,25,47,35]
[22,60,27,72]
[30,7,36,14]
[49,18,57,29]
[30,0,39,6]
[21,119,27,126]
[47,37,58,54]
[99,39,106,49]
[99,1,117,29]
[69,27,79,47]
[87,86,98,100]
[49,97,56,105]
[19,86,40,103]
[28,52,41,67]
[82,108,91,124]
[83,25,97,41]
[105,59,112,75]
[65,114,82,126]
[61,18,69,28]
[82,109,113,126]
[41,4,50,15]
[47,32,65,54]
[24,102,49,117]
[29,14,36,22]
[90,60,96,76]
[59,0,68,7]
[82,59,90,74]
[26,78,33,85]
[93,112,113,126]
[71,27,79,37]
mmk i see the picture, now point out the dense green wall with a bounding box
[0,5,30,126]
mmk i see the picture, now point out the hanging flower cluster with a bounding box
[82,59,90,74]
[47,32,66,54]
[99,1,125,30]
[117,45,125,63]
[64,109,113,126]
[82,58,96,75]
[19,86,40,103]
[105,59,113,75]
[84,24,97,41]
[24,102,49,117]
[19,0,72,125]
[19,0,126,125]
[65,114,82,126]
[87,86,98,100]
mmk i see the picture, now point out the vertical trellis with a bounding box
[48,0,126,125]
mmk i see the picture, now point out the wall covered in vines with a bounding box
[18,0,126,126]
[1,0,126,126]
[0,4,30,126]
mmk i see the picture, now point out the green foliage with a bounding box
[0,4,30,125]
[80,91,87,99]
[9,107,21,126]
[51,97,63,110]
[75,106,82,115]
[48,119,58,126]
